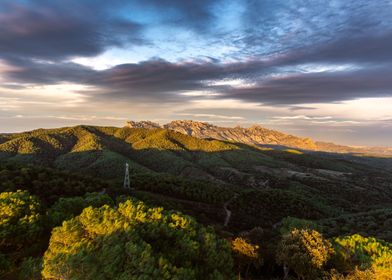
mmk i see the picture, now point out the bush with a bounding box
[42,199,235,280]
[332,234,392,274]
[328,267,391,280]
[276,229,333,280]
[0,190,44,250]
[231,237,262,278]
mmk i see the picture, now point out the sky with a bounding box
[0,0,392,146]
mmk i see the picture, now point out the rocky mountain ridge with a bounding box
[126,120,392,156]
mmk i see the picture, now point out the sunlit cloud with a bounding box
[295,63,360,73]
[204,79,257,88]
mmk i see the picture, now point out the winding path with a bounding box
[223,194,238,227]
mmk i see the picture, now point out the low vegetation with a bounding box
[43,200,234,280]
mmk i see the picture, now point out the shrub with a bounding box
[231,237,262,278]
[42,199,235,280]
[332,234,392,274]
[0,190,44,250]
[276,229,333,280]
[327,267,392,280]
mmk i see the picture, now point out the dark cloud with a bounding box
[0,1,144,61]
[225,64,392,105]
[90,59,263,93]
[0,0,221,64]
[276,32,392,66]
[5,32,392,105]
[2,57,263,98]
[3,57,95,85]
[1,0,392,106]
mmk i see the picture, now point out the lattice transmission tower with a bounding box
[123,163,131,190]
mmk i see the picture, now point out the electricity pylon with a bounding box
[123,163,130,189]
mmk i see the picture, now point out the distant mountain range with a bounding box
[126,120,392,156]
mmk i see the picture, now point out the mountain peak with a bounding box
[124,119,318,150]
[126,121,161,129]
[123,120,392,155]
[165,120,217,130]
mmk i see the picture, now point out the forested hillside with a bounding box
[1,125,391,279]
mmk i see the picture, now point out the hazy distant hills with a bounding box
[127,120,392,156]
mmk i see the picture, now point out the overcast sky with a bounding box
[0,0,392,146]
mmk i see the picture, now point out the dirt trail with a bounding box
[223,194,238,227]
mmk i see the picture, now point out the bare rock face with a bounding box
[124,120,392,156]
[163,120,318,150]
[164,120,219,138]
[124,120,391,154]
[124,120,318,150]
[126,121,161,129]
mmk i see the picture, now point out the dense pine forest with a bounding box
[1,126,392,279]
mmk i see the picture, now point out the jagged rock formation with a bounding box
[164,120,318,150]
[126,121,161,129]
[126,120,318,150]
[124,120,392,155]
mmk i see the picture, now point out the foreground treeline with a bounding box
[1,189,391,280]
[1,190,234,279]
[1,164,391,279]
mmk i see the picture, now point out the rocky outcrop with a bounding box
[126,121,161,129]
[124,120,392,155]
[125,120,318,150]
[163,120,318,150]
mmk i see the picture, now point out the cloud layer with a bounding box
[1,0,392,145]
